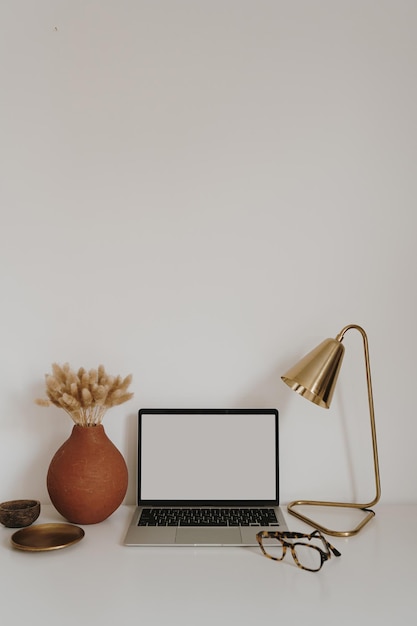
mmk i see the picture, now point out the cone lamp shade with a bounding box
[281,324,381,537]
[282,338,345,409]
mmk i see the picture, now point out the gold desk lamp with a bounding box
[281,324,381,538]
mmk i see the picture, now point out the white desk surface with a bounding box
[1,504,415,624]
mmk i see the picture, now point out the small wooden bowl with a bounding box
[0,500,41,528]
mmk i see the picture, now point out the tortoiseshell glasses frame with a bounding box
[256,529,341,572]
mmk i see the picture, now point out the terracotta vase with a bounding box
[47,424,128,524]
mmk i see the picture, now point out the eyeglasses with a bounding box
[256,529,341,572]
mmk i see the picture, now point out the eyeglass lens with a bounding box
[263,538,323,571]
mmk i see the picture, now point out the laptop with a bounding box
[124,408,288,546]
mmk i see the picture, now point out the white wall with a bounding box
[1,0,416,508]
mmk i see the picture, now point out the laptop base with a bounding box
[124,505,288,546]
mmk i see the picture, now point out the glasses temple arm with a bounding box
[310,530,342,557]
[328,542,342,557]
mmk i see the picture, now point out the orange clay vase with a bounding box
[47,424,128,524]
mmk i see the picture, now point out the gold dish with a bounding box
[11,523,85,551]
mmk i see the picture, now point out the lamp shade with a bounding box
[281,337,345,409]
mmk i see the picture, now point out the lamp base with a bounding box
[287,500,376,537]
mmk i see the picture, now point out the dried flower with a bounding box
[36,363,134,426]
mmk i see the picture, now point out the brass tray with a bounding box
[11,523,85,552]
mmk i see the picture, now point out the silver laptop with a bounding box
[124,408,288,546]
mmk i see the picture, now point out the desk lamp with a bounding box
[281,324,381,537]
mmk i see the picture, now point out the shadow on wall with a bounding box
[3,381,71,503]
[124,411,139,505]
[238,363,290,411]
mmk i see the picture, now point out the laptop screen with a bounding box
[138,409,279,505]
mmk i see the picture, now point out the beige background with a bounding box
[1,1,415,506]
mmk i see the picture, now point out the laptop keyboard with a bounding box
[138,507,280,527]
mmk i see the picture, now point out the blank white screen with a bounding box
[140,412,277,501]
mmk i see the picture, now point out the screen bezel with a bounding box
[137,408,279,506]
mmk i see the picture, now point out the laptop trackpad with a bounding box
[175,527,241,545]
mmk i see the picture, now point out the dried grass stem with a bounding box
[36,363,133,426]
